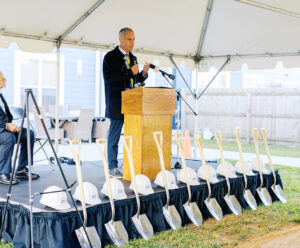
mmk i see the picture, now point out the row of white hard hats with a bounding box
[40,158,268,211]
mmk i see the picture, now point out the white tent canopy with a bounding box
[1,0,300,70]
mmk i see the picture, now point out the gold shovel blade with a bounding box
[105,220,128,247]
[163,205,182,230]
[132,214,154,240]
[204,197,223,220]
[183,202,203,226]
[75,226,102,248]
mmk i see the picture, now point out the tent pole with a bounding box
[169,56,196,99]
[55,43,61,153]
[193,62,200,157]
[58,0,105,41]
[197,56,230,100]
[196,0,214,58]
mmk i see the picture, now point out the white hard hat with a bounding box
[235,160,255,176]
[73,181,102,205]
[101,178,127,200]
[129,174,154,196]
[217,161,236,178]
[154,170,178,189]
[197,165,219,183]
[40,186,71,210]
[251,158,267,172]
[177,167,200,186]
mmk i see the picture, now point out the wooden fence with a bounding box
[180,88,300,144]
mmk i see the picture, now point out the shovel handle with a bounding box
[193,131,212,198]
[213,131,232,194]
[251,128,264,188]
[96,139,116,222]
[214,131,225,165]
[259,128,277,185]
[174,132,192,204]
[70,140,87,226]
[153,131,171,207]
[234,127,248,188]
[123,136,141,217]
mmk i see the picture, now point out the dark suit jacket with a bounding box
[0,93,13,133]
[103,46,147,120]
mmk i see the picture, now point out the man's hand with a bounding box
[6,123,20,133]
[131,64,139,75]
[142,62,150,77]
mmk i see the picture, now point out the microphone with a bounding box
[150,64,176,80]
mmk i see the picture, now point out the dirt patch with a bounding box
[238,224,300,248]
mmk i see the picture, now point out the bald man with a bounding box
[103,27,150,178]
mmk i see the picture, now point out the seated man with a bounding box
[0,71,39,185]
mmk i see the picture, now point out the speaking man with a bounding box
[103,27,150,178]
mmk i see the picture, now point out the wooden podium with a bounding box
[121,87,176,181]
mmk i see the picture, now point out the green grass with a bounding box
[1,164,300,248]
[189,139,300,158]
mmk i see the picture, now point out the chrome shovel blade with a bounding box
[224,194,242,215]
[132,214,154,241]
[204,197,223,221]
[75,226,102,248]
[183,202,203,226]
[105,220,129,247]
[163,205,182,230]
[244,189,257,210]
[257,187,272,206]
[272,184,287,203]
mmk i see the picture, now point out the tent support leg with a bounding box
[197,56,230,100]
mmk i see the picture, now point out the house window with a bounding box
[14,51,64,112]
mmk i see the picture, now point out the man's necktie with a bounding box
[125,54,134,88]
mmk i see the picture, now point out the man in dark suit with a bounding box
[103,27,150,177]
[0,72,39,185]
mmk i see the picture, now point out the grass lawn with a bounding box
[185,139,300,158]
[1,163,299,248]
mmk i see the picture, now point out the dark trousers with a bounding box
[0,128,35,174]
[107,119,123,170]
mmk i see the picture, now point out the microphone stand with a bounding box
[160,73,197,169]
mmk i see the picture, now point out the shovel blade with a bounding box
[224,194,242,215]
[205,197,223,221]
[244,189,257,210]
[272,184,287,203]
[183,202,203,226]
[132,214,154,240]
[105,220,128,247]
[75,226,102,248]
[257,187,272,206]
[163,205,182,230]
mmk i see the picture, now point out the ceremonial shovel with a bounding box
[123,136,154,240]
[175,132,203,226]
[214,131,242,215]
[194,132,223,220]
[153,131,182,230]
[70,140,102,248]
[96,139,128,247]
[234,128,257,210]
[259,128,287,203]
[251,128,272,206]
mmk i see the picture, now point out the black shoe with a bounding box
[15,170,40,180]
[0,174,19,185]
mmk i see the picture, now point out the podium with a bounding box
[121,87,176,180]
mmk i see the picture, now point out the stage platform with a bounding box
[0,157,283,248]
